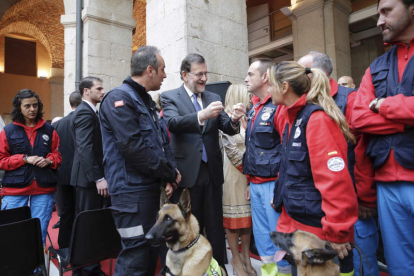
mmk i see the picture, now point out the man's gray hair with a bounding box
[308,51,333,77]
[131,46,161,77]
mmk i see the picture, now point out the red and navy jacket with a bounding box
[274,94,358,243]
[0,119,61,196]
[352,36,414,183]
[243,94,281,179]
[331,79,377,208]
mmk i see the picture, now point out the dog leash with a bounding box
[350,243,373,276]
[158,234,201,276]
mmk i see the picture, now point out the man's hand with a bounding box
[231,103,247,123]
[199,101,223,122]
[375,98,385,111]
[165,183,173,199]
[96,179,109,198]
[245,186,251,201]
[32,157,51,168]
[329,242,352,259]
[358,205,377,220]
[26,156,40,165]
[270,197,275,209]
[176,170,182,185]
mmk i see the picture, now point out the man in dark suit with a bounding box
[160,53,246,269]
[71,76,107,276]
[53,91,81,248]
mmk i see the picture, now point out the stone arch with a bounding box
[0,0,64,68]
[0,21,52,62]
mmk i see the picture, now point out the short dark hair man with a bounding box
[53,91,81,248]
[160,53,246,270]
[0,89,61,246]
[71,76,107,276]
[99,46,180,275]
[352,0,414,274]
[242,58,291,275]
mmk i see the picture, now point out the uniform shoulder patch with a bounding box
[327,157,345,172]
[114,100,124,108]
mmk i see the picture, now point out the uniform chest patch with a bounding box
[327,157,345,172]
[292,142,301,147]
[42,134,49,141]
[260,122,271,126]
[114,100,124,108]
[261,112,270,121]
[294,127,301,139]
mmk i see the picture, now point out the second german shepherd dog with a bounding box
[270,230,339,276]
[146,189,226,276]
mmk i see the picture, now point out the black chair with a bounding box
[0,206,31,225]
[47,208,122,276]
[0,218,47,276]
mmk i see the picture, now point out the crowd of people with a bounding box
[0,0,413,276]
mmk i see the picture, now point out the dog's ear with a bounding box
[302,247,337,264]
[160,187,170,208]
[178,189,191,219]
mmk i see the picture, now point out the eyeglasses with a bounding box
[188,72,209,78]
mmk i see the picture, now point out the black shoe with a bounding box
[52,220,60,229]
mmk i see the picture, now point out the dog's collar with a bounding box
[171,234,200,253]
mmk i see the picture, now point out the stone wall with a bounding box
[147,0,249,93]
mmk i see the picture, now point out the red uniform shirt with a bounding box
[0,119,61,196]
[246,94,278,184]
[331,79,377,208]
[352,37,414,183]
[275,94,358,243]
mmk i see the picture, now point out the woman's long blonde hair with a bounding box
[268,61,355,143]
[224,83,251,128]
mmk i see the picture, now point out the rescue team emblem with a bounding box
[42,134,49,141]
[295,118,302,126]
[294,127,301,139]
[327,157,345,172]
[114,100,124,108]
[262,107,275,114]
[261,112,270,120]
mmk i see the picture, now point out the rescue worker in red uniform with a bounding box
[268,62,358,276]
[0,89,61,245]
[351,0,414,274]
[298,51,380,276]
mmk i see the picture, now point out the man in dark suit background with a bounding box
[71,76,107,276]
[160,54,246,269]
[53,91,81,248]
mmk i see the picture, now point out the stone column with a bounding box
[61,0,135,115]
[289,0,352,80]
[146,0,249,92]
[50,68,64,119]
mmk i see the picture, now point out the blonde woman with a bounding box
[221,84,256,276]
[268,61,358,276]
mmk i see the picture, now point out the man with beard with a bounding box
[352,0,414,274]
[161,53,246,271]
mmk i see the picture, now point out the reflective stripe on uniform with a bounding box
[117,225,144,238]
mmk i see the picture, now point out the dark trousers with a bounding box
[172,162,226,267]
[111,189,160,276]
[73,186,106,276]
[55,185,76,248]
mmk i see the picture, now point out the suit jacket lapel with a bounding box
[178,85,197,114]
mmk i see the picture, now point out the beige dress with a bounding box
[221,127,252,229]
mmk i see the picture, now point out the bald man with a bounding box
[338,76,356,89]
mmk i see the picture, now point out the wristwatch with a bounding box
[23,155,28,164]
[369,98,380,113]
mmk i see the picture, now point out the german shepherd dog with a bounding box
[270,230,339,276]
[146,189,227,276]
